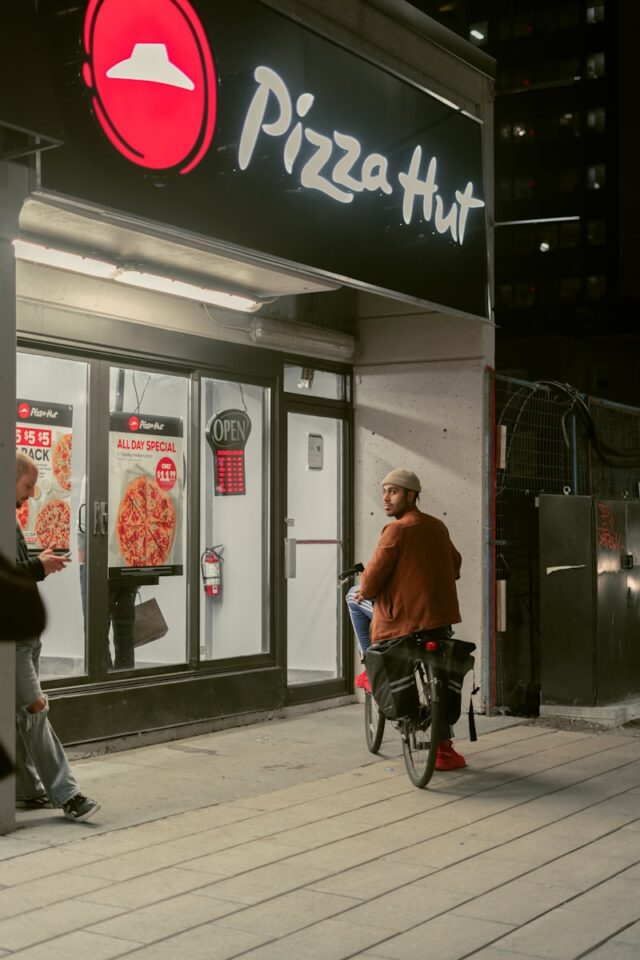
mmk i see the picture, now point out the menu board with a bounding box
[108,412,184,577]
[206,410,251,496]
[16,398,73,552]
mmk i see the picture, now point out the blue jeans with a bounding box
[15,638,79,807]
[346,586,373,659]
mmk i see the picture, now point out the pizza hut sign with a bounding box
[206,410,251,497]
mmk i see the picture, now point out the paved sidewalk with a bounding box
[3,705,640,959]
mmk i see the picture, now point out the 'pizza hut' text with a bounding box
[117,439,177,452]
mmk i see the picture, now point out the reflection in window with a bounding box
[200,379,269,661]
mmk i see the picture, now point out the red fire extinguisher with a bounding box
[201,546,224,597]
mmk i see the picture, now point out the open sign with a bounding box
[206,410,252,496]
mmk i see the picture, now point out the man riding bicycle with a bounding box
[347,467,466,771]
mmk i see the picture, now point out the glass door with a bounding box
[286,411,345,686]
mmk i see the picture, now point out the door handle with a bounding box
[93,501,109,536]
[285,538,297,579]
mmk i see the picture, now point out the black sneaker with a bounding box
[62,794,100,822]
[16,794,52,809]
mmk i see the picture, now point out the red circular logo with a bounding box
[156,457,177,491]
[128,416,140,431]
[18,403,31,420]
[82,0,217,174]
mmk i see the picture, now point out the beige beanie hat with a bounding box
[382,468,421,493]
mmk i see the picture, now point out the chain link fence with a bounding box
[494,375,640,713]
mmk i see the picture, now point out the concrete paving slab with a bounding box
[488,905,640,959]
[0,871,112,921]
[5,929,142,960]
[113,921,270,960]
[0,899,124,952]
[358,913,515,959]
[86,891,245,944]
[215,888,361,938]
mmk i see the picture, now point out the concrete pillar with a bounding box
[354,297,494,711]
[0,161,27,833]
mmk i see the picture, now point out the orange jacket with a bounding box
[360,510,461,642]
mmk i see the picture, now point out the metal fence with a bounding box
[493,375,640,713]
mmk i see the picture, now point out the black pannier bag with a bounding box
[364,635,421,720]
[441,638,476,725]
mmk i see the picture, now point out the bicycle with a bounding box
[340,563,475,789]
[339,563,386,756]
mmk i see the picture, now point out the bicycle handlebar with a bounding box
[337,562,364,584]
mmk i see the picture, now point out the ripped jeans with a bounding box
[15,638,79,807]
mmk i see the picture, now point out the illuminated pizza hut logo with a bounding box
[82,0,217,174]
[128,416,140,431]
[18,403,31,420]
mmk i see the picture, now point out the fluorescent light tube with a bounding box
[114,269,261,312]
[13,239,115,278]
[13,239,262,312]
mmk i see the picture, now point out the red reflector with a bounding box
[425,640,439,652]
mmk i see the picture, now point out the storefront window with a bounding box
[200,379,270,660]
[107,367,189,671]
[283,365,348,401]
[16,352,89,680]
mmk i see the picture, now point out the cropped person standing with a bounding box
[15,452,100,821]
[356,467,467,771]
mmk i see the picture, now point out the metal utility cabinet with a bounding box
[539,495,640,706]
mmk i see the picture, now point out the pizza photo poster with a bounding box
[16,399,73,552]
[108,413,184,577]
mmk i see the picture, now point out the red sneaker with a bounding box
[435,739,466,771]
[355,670,372,694]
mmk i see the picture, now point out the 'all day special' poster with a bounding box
[108,412,184,577]
[16,398,73,552]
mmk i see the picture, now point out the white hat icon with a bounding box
[106,43,195,90]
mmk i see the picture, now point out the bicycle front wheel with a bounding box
[401,662,441,788]
[364,692,385,753]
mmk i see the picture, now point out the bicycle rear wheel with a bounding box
[401,662,440,788]
[364,692,385,753]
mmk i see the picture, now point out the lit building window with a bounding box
[586,52,605,79]
[558,112,580,138]
[587,107,606,132]
[587,164,606,190]
[586,1,605,24]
